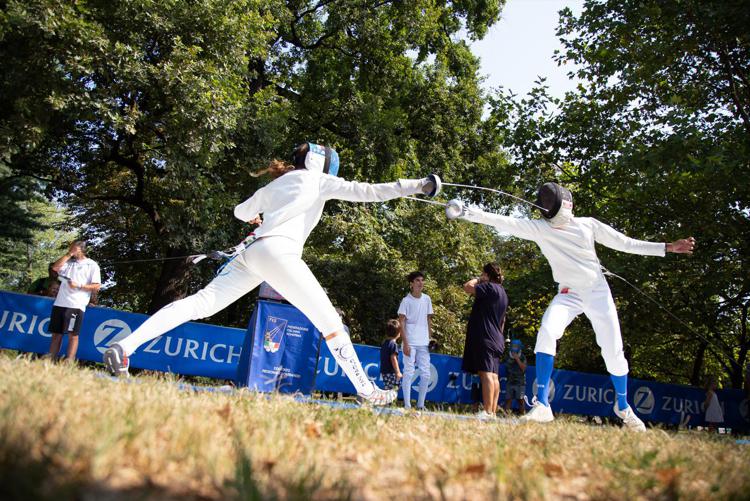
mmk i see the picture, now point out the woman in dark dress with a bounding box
[462,262,508,417]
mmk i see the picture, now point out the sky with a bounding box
[470,0,585,99]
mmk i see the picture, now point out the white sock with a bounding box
[326,333,375,396]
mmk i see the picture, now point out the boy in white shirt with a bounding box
[49,241,102,361]
[398,271,434,410]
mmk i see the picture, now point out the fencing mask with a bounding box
[535,182,573,227]
[291,142,340,176]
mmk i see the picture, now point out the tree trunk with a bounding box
[690,341,707,386]
[147,246,193,314]
[731,300,749,389]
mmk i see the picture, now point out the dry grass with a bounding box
[0,353,748,501]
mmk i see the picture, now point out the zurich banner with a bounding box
[315,342,480,404]
[237,300,322,394]
[1,291,748,430]
[526,367,748,430]
[0,291,244,379]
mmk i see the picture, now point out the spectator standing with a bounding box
[46,280,60,299]
[703,377,724,432]
[504,339,527,414]
[380,319,402,391]
[398,271,434,410]
[48,241,101,362]
[462,263,508,418]
[27,263,58,296]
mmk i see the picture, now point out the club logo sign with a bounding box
[532,378,556,401]
[634,386,655,415]
[409,363,440,392]
[263,316,287,353]
[93,319,132,354]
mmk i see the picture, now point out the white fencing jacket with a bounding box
[234,169,423,246]
[463,210,665,289]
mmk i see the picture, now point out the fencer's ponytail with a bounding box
[483,262,503,284]
[250,159,295,179]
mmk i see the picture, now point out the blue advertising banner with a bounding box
[315,342,480,404]
[534,367,749,430]
[237,300,322,394]
[2,290,748,430]
[0,291,244,380]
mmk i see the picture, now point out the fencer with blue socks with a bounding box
[446,183,695,431]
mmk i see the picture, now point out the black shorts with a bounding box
[462,349,502,375]
[49,306,85,335]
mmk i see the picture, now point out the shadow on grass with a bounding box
[0,432,85,500]
[0,430,354,501]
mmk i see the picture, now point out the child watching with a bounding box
[380,319,403,391]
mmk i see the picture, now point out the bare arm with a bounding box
[399,314,410,356]
[71,282,101,292]
[515,355,527,372]
[52,242,81,273]
[390,353,402,377]
[463,278,479,295]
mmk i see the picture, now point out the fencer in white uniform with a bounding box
[105,142,441,405]
[445,183,695,429]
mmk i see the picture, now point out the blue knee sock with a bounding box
[535,352,555,406]
[610,374,629,410]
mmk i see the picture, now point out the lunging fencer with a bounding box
[104,142,441,405]
[445,182,695,430]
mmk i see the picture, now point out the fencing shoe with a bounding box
[520,397,554,423]
[358,386,397,406]
[103,344,130,377]
[614,402,646,432]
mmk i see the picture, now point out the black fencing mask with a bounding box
[535,182,573,226]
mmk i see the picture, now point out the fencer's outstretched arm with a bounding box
[453,204,542,241]
[319,175,436,202]
[590,219,667,256]
[591,220,695,257]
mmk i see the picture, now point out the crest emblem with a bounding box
[263,316,287,353]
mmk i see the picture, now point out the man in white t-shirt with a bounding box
[398,271,434,410]
[49,241,102,361]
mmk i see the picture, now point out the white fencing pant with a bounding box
[534,279,629,376]
[118,236,343,355]
[401,345,431,408]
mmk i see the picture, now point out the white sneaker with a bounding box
[520,397,554,423]
[614,402,646,432]
[357,386,397,406]
[476,410,494,420]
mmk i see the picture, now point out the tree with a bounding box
[490,0,750,386]
[0,198,76,292]
[1,0,510,349]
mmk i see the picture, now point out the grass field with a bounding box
[1,353,748,500]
